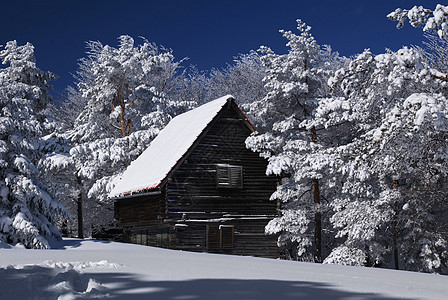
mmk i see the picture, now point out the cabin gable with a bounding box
[165,104,276,217]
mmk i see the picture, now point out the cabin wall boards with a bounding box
[111,96,280,258]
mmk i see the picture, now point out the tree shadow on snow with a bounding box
[50,238,112,249]
[0,266,410,300]
[90,272,405,300]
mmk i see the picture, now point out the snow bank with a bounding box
[1,238,448,299]
[0,260,116,299]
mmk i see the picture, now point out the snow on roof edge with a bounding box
[109,95,235,199]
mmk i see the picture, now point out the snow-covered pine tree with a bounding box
[367,3,448,273]
[0,41,68,248]
[48,36,194,236]
[325,43,448,273]
[389,3,448,85]
[246,20,347,261]
[371,93,448,273]
[321,5,448,273]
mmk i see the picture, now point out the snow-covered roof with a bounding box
[109,95,245,198]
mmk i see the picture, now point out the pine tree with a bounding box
[325,44,448,272]
[0,41,68,248]
[246,20,346,261]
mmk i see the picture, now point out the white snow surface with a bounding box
[109,95,234,198]
[1,238,447,299]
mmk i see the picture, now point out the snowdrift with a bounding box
[0,239,447,299]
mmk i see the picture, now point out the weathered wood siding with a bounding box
[165,104,280,257]
[173,219,280,258]
[116,101,280,258]
[114,191,167,245]
[115,191,165,226]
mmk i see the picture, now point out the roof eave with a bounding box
[111,187,162,200]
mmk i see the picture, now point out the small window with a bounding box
[206,224,235,249]
[216,164,243,188]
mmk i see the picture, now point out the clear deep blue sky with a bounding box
[0,0,442,97]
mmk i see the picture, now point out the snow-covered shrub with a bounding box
[323,246,366,266]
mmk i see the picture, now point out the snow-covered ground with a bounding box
[0,239,447,299]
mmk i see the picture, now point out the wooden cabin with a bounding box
[110,95,280,258]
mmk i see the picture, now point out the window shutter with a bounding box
[220,225,234,248]
[207,224,235,249]
[217,166,230,187]
[206,225,220,249]
[229,166,243,188]
[216,164,243,188]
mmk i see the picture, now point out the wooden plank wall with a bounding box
[174,219,281,258]
[165,106,280,258]
[115,192,165,226]
[116,104,281,258]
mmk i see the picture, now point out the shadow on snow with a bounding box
[49,238,112,249]
[0,265,405,300]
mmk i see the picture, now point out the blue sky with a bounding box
[0,0,442,96]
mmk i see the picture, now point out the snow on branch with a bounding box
[388,4,448,39]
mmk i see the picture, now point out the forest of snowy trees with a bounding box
[1,4,448,275]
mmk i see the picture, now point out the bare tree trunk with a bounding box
[119,88,127,137]
[76,175,84,239]
[110,80,131,137]
[311,127,322,263]
[115,84,129,138]
[313,178,322,263]
[393,179,399,270]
